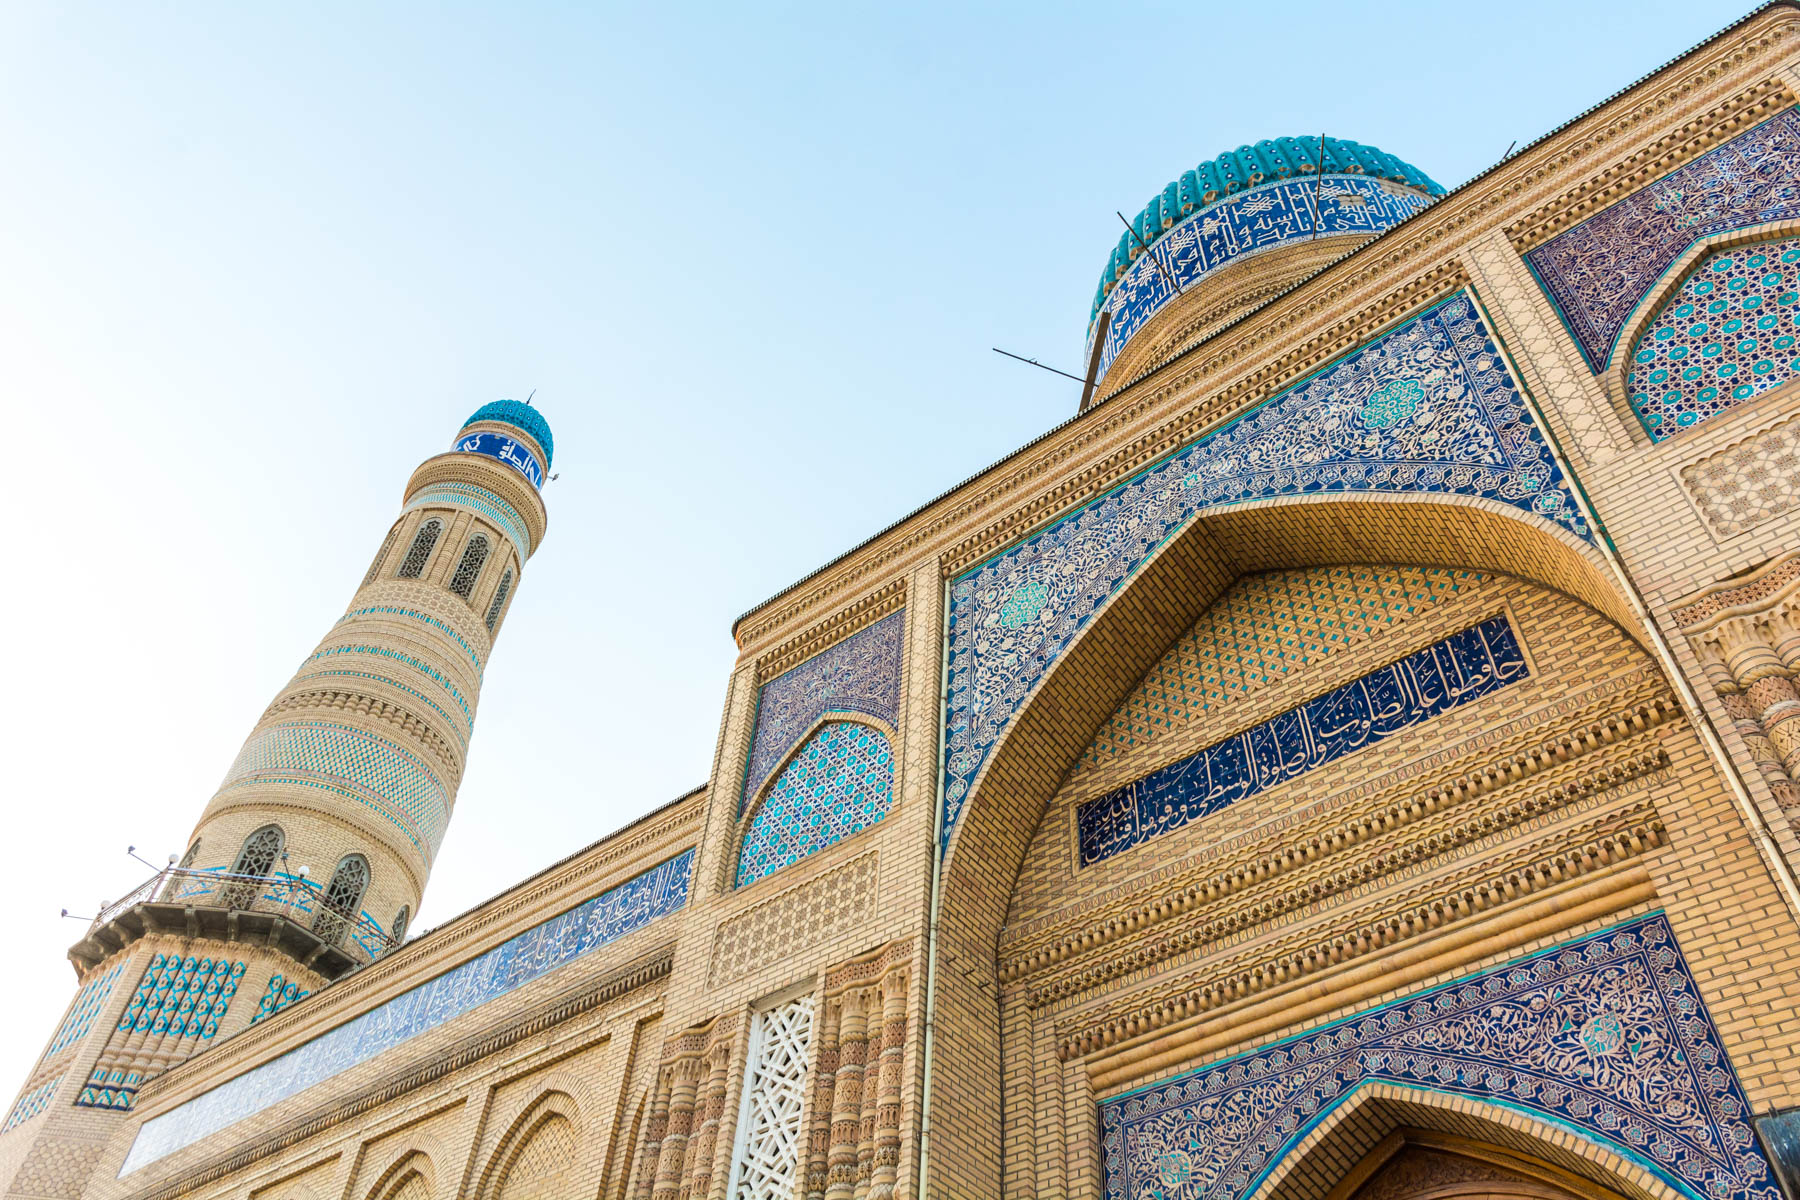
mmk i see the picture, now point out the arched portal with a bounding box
[925,489,1654,1199]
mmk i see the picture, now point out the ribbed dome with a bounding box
[462,400,554,467]
[1092,137,1446,321]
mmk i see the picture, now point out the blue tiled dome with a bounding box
[1092,136,1446,321]
[461,400,554,468]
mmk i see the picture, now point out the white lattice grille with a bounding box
[729,996,815,1200]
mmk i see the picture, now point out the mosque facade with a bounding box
[7,6,1800,1199]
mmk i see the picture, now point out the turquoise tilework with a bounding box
[1627,238,1800,440]
[334,606,484,674]
[248,974,310,1026]
[3,1075,61,1133]
[402,482,533,557]
[737,722,894,887]
[40,960,125,1062]
[217,721,450,859]
[302,645,473,724]
[121,849,693,1175]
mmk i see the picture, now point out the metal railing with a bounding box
[92,866,398,964]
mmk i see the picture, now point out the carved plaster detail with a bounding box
[709,852,879,985]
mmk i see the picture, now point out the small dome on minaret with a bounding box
[453,399,555,488]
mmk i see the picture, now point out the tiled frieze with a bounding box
[1679,408,1800,537]
[944,292,1585,846]
[77,957,246,1113]
[332,605,485,674]
[120,849,694,1175]
[453,430,545,488]
[1100,914,1777,1200]
[1083,566,1479,767]
[214,720,452,863]
[741,610,904,811]
[1625,239,1800,439]
[1089,175,1432,382]
[1076,615,1529,866]
[1525,107,1800,372]
[736,723,894,887]
[401,481,534,557]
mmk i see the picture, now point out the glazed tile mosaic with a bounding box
[1100,914,1777,1200]
[120,848,694,1175]
[216,721,451,861]
[248,975,310,1027]
[3,1075,61,1133]
[1526,107,1800,371]
[77,957,246,1111]
[1625,238,1800,439]
[1083,566,1480,767]
[741,611,904,812]
[1077,615,1526,866]
[1089,175,1431,381]
[943,292,1584,848]
[40,960,126,1062]
[454,431,544,488]
[736,721,895,887]
[302,644,474,724]
[334,606,484,673]
[401,481,533,557]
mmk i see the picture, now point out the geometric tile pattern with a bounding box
[248,974,311,1027]
[945,292,1586,847]
[402,481,534,557]
[1680,410,1800,537]
[1100,914,1779,1200]
[301,644,474,726]
[1089,174,1433,381]
[2,1075,62,1134]
[1077,615,1528,866]
[727,996,815,1200]
[216,720,451,862]
[333,606,484,673]
[736,722,894,887]
[741,611,904,813]
[1525,107,1800,371]
[1083,566,1480,766]
[76,957,246,1112]
[1626,239,1800,439]
[40,960,127,1062]
[289,668,470,747]
[121,848,695,1175]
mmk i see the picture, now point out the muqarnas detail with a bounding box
[1077,615,1527,866]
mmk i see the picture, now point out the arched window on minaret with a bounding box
[391,905,409,947]
[363,524,400,586]
[396,519,443,579]
[313,855,370,946]
[486,568,514,632]
[220,825,282,909]
[177,840,200,869]
[449,534,490,601]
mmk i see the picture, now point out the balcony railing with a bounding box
[78,866,397,974]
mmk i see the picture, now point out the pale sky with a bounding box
[0,0,1760,1098]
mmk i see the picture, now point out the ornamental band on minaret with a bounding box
[0,401,551,1198]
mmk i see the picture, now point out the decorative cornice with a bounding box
[132,946,673,1200]
[1051,814,1664,1061]
[1673,551,1800,629]
[405,453,548,553]
[731,9,1800,655]
[754,577,907,683]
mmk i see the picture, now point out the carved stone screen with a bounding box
[728,996,816,1200]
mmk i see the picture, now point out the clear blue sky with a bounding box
[0,1,1761,1094]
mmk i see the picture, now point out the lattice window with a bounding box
[312,854,369,946]
[364,525,400,586]
[397,519,443,579]
[736,722,894,887]
[178,840,200,869]
[222,825,282,909]
[1628,237,1800,440]
[485,568,514,632]
[727,996,815,1200]
[497,1113,575,1199]
[391,905,409,943]
[449,534,489,600]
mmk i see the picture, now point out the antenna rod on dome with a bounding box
[992,347,1088,385]
[1115,211,1183,300]
[1078,310,1111,411]
[1310,133,1327,240]
[525,389,536,405]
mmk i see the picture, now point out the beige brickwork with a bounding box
[9,9,1800,1200]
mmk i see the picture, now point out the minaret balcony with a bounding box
[67,868,400,982]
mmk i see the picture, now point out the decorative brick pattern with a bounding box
[1083,566,1477,767]
[1680,409,1800,536]
[77,956,246,1111]
[710,852,878,985]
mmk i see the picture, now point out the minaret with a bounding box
[0,401,552,1196]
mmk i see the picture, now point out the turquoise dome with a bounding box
[461,400,554,468]
[1092,136,1447,321]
